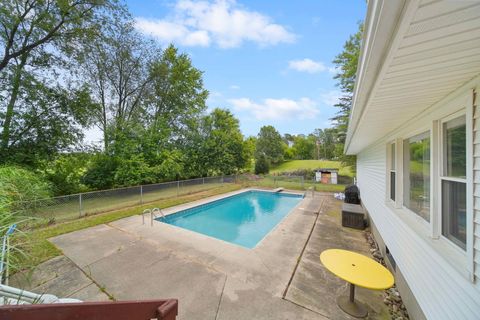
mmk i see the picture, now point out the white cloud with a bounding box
[135,0,296,48]
[320,90,341,106]
[328,66,339,75]
[229,85,240,90]
[229,97,319,120]
[288,58,328,74]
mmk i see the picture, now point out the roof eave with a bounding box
[344,0,409,155]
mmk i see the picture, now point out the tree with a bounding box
[140,44,209,165]
[255,125,285,165]
[0,0,109,73]
[312,128,337,160]
[0,82,97,166]
[78,15,157,152]
[146,45,208,146]
[331,22,363,166]
[292,135,316,160]
[242,136,256,170]
[82,154,119,190]
[254,154,269,174]
[196,108,247,175]
[0,0,115,158]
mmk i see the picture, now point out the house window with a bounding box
[390,143,396,201]
[441,116,466,250]
[403,132,430,222]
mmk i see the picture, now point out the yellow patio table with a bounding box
[320,249,394,318]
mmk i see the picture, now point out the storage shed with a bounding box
[315,168,338,184]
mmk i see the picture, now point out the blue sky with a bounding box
[128,0,366,137]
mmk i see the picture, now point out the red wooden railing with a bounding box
[0,299,178,320]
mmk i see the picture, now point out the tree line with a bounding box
[0,1,362,197]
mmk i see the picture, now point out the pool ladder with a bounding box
[142,208,165,226]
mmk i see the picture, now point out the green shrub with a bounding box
[0,166,52,209]
[254,155,270,174]
[113,155,156,187]
[39,154,91,196]
[0,165,51,233]
[82,154,119,190]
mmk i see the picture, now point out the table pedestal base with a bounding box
[337,296,368,318]
[336,283,368,318]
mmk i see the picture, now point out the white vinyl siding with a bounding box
[358,141,480,319]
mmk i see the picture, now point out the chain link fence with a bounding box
[20,172,350,228]
[26,176,235,226]
[236,174,350,193]
[236,175,304,189]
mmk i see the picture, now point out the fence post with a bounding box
[177,180,180,197]
[140,185,143,205]
[221,175,224,184]
[79,194,83,218]
[203,177,205,185]
[301,176,304,189]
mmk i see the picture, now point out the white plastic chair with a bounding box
[0,284,81,305]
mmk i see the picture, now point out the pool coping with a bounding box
[153,188,306,250]
[49,190,328,319]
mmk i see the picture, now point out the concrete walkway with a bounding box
[284,195,391,319]
[13,189,390,319]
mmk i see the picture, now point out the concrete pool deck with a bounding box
[13,189,391,319]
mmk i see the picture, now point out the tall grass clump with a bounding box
[0,166,52,277]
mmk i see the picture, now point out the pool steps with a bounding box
[142,208,165,226]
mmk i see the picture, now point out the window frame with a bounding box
[386,141,396,203]
[437,111,468,253]
[401,128,433,228]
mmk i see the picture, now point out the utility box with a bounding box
[341,203,366,230]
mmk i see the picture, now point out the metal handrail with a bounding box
[142,208,165,226]
[150,208,165,226]
[142,209,152,225]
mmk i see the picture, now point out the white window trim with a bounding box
[433,108,473,259]
[395,138,403,209]
[401,128,432,229]
[386,141,396,205]
[436,110,468,256]
[466,89,475,282]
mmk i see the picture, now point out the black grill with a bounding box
[344,185,360,204]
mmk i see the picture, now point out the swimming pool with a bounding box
[157,190,303,248]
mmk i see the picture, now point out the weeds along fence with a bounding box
[24,176,236,226]
[236,175,305,189]
[236,174,351,193]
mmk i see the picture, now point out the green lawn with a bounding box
[270,160,354,177]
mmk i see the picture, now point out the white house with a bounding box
[345,0,480,319]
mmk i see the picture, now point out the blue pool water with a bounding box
[157,190,303,248]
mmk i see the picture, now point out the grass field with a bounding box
[270,160,354,177]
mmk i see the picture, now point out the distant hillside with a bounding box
[270,160,354,177]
